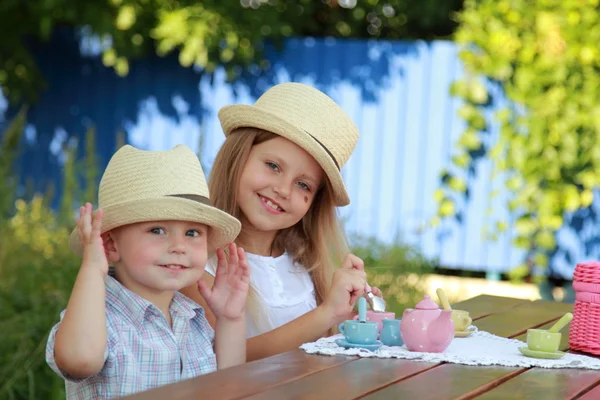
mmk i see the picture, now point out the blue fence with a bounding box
[2,30,594,278]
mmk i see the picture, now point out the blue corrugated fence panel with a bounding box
[2,34,586,277]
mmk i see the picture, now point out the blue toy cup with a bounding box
[338,320,379,344]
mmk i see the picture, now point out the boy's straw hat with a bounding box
[218,82,359,206]
[69,144,241,255]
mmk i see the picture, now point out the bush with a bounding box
[0,197,79,400]
[0,115,98,399]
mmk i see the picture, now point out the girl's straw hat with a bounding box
[218,82,359,206]
[69,144,241,255]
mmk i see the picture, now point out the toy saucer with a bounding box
[518,346,565,359]
[454,326,477,338]
[335,338,382,351]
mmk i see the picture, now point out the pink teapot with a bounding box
[400,294,455,353]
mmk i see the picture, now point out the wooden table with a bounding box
[125,295,600,399]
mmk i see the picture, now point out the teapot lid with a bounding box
[415,294,440,310]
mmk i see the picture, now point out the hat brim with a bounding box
[69,197,241,256]
[218,104,350,206]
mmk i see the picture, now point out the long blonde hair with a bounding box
[209,128,349,333]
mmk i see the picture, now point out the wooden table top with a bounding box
[125,294,600,400]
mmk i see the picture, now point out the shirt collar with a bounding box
[105,276,204,325]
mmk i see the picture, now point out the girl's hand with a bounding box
[321,253,367,324]
[78,203,109,276]
[369,286,383,298]
[198,243,250,321]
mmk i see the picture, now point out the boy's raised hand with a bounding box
[77,202,109,276]
[198,243,250,321]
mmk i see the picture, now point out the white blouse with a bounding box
[205,251,317,338]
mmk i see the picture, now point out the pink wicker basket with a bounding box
[570,261,600,355]
[573,261,600,283]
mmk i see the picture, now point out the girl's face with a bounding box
[237,136,324,235]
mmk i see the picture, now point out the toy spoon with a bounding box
[364,282,386,312]
[548,312,573,333]
[436,288,452,311]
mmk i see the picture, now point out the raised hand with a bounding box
[77,202,109,276]
[197,243,250,321]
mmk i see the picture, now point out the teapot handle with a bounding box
[338,323,346,334]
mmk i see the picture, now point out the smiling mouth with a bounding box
[259,195,285,212]
[159,264,188,270]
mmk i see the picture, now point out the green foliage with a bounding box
[437,0,600,277]
[0,118,99,399]
[350,235,435,314]
[1,0,463,104]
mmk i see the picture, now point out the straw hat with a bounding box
[69,144,241,255]
[218,82,359,206]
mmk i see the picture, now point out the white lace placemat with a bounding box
[300,328,600,370]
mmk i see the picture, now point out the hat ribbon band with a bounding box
[167,194,211,205]
[303,129,340,170]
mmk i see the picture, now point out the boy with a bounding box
[46,144,248,399]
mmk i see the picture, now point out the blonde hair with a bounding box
[209,127,349,334]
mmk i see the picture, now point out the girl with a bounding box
[182,82,381,361]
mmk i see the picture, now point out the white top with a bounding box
[205,252,317,338]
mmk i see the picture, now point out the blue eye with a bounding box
[186,230,200,237]
[150,227,165,235]
[266,161,280,172]
[296,181,310,191]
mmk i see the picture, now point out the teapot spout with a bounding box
[428,310,455,345]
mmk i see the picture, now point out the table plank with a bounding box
[123,351,356,400]
[576,381,600,399]
[451,295,531,320]
[246,358,437,400]
[362,364,521,400]
[475,368,600,400]
[473,300,573,338]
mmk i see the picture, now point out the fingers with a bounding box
[236,247,250,284]
[341,253,365,271]
[349,290,361,307]
[78,203,94,243]
[91,209,103,238]
[227,242,239,277]
[371,286,383,297]
[197,278,212,300]
[215,247,227,277]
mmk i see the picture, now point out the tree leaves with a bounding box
[437,0,600,278]
[1,0,464,105]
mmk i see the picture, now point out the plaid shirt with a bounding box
[46,276,217,399]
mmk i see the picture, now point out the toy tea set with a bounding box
[337,285,476,353]
[337,285,574,360]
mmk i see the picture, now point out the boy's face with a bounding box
[106,220,208,296]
